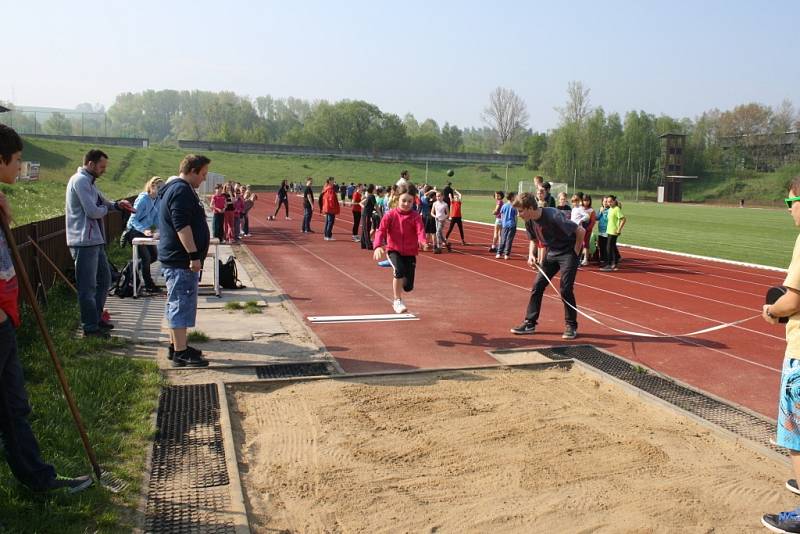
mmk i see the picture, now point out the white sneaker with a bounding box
[503,254,509,260]
[580,259,589,266]
[495,253,501,259]
[392,299,407,314]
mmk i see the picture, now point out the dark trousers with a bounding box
[597,235,608,264]
[498,226,516,256]
[137,243,157,287]
[446,217,464,241]
[607,234,620,266]
[352,211,361,236]
[524,250,579,329]
[0,319,56,490]
[302,204,313,232]
[242,213,250,235]
[212,213,224,241]
[324,214,336,238]
[360,214,373,249]
[272,198,289,218]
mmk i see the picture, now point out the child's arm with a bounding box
[528,239,537,266]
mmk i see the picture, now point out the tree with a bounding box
[43,112,73,135]
[441,123,464,152]
[556,81,592,126]
[524,132,547,169]
[482,87,529,146]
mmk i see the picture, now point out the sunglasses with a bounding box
[786,196,800,208]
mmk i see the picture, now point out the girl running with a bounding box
[373,183,426,314]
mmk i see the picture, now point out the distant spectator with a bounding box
[242,186,257,237]
[302,177,314,233]
[543,182,556,207]
[320,177,340,240]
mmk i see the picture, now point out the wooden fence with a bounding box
[9,208,128,303]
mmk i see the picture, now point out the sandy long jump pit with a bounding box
[230,366,794,532]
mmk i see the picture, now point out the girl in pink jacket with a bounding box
[373,183,426,314]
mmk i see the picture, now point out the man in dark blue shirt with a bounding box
[510,192,585,339]
[158,155,212,367]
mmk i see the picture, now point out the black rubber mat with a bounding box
[255,361,333,379]
[145,384,234,533]
[538,345,782,455]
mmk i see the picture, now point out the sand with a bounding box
[229,367,794,533]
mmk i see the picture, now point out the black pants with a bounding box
[607,234,620,266]
[212,213,224,241]
[324,214,336,238]
[242,213,250,235]
[388,251,416,292]
[0,319,57,490]
[272,198,289,218]
[352,211,361,237]
[524,250,579,329]
[361,213,373,249]
[446,217,464,241]
[597,235,608,264]
[302,203,313,232]
[130,229,157,287]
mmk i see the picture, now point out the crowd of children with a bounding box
[211,181,258,244]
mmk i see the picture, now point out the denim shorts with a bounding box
[777,358,800,451]
[162,267,199,328]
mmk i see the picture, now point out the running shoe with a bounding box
[580,259,589,266]
[510,322,535,335]
[392,299,407,314]
[446,242,452,252]
[489,246,496,252]
[762,507,800,533]
[377,259,392,267]
[503,255,509,260]
[562,326,578,340]
[787,479,800,495]
[495,253,501,259]
[45,474,93,494]
[434,248,442,255]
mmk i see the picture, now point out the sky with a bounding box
[3,0,799,131]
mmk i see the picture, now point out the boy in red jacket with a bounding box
[320,177,340,241]
[373,183,426,314]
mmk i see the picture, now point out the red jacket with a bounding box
[373,208,426,256]
[321,185,340,215]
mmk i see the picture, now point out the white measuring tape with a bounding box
[531,260,760,338]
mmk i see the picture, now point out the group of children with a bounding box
[211,182,258,243]
[490,185,626,272]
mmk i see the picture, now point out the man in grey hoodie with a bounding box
[65,149,133,337]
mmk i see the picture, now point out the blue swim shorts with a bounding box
[777,358,800,451]
[162,267,199,329]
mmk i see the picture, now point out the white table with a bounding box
[131,237,221,298]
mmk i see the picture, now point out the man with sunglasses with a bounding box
[761,178,800,533]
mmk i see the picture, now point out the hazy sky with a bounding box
[4,0,798,131]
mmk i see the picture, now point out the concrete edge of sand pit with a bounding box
[217,380,252,534]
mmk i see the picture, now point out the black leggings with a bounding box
[352,211,361,236]
[272,198,289,217]
[446,217,464,241]
[606,234,620,265]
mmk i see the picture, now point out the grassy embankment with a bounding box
[0,245,162,533]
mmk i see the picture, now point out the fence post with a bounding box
[30,223,47,305]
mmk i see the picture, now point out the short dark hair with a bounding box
[513,192,538,211]
[84,149,108,166]
[0,124,23,164]
[397,182,418,197]
[400,170,409,178]
[179,154,211,175]
[496,191,505,199]
[543,182,552,190]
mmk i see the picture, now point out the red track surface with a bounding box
[245,195,785,418]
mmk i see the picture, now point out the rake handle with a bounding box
[26,236,77,294]
[0,217,102,480]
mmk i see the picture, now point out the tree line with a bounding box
[2,85,798,189]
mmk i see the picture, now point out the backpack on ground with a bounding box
[218,255,243,289]
[110,260,135,298]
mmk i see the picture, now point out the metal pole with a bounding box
[636,171,640,202]
[505,163,509,193]
[573,168,577,193]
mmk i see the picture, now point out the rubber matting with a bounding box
[539,344,781,455]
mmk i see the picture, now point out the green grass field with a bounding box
[462,195,794,269]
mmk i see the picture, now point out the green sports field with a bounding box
[462,195,793,269]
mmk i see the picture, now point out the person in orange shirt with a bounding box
[351,183,363,242]
[445,189,466,245]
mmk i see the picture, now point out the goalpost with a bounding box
[518,180,569,198]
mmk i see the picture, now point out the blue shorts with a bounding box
[777,358,800,451]
[162,267,199,329]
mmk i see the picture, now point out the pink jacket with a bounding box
[373,208,426,256]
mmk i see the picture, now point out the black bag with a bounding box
[218,255,243,289]
[110,260,135,298]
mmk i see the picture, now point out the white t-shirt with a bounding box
[432,200,449,221]
[570,206,589,225]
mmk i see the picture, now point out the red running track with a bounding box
[244,195,785,418]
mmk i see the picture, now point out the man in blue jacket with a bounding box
[157,155,211,368]
[65,150,133,337]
